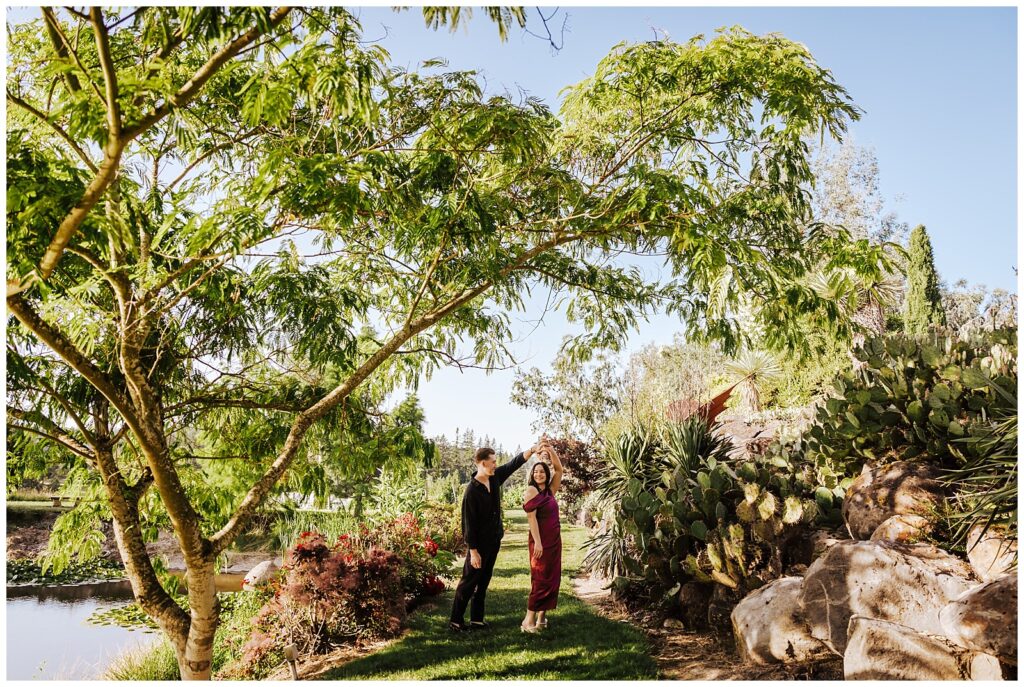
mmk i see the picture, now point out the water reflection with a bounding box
[6,579,134,603]
[6,585,157,680]
[6,573,245,679]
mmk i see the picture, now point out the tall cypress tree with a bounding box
[904,225,947,333]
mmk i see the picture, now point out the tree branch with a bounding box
[7,409,94,460]
[6,292,139,431]
[90,7,122,137]
[123,7,293,141]
[41,7,108,108]
[209,230,582,553]
[5,89,98,172]
[42,7,81,93]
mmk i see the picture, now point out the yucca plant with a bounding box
[661,417,733,477]
[583,517,635,579]
[724,350,783,412]
[944,375,1018,557]
[594,424,665,503]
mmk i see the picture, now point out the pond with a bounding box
[6,573,246,680]
[6,580,159,680]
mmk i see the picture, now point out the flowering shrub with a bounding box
[420,501,464,553]
[226,532,407,678]
[360,513,455,604]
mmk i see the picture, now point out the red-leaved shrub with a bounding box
[233,532,406,676]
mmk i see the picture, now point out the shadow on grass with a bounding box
[321,587,655,680]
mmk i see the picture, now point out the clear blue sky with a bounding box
[6,6,1017,453]
[355,5,1018,452]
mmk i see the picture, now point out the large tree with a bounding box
[7,9,883,679]
[904,224,947,333]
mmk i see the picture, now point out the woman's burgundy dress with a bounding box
[524,489,561,612]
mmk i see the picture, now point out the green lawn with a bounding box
[321,510,657,680]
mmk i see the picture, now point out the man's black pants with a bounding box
[450,544,500,624]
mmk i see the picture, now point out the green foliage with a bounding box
[7,557,124,584]
[588,417,841,594]
[269,509,359,552]
[804,329,1017,474]
[943,375,1018,547]
[904,225,947,334]
[212,590,276,675]
[369,467,427,522]
[94,590,272,679]
[7,9,887,668]
[101,639,180,681]
[419,501,464,553]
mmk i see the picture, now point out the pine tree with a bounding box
[903,225,947,334]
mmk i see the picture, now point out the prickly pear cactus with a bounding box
[617,432,837,594]
[804,329,1017,474]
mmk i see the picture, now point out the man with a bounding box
[449,443,536,631]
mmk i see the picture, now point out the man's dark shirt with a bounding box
[461,452,527,550]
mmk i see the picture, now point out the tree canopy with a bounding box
[6,8,887,678]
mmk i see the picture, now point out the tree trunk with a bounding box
[179,558,220,680]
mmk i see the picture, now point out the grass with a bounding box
[100,640,179,680]
[320,511,657,680]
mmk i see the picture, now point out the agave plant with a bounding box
[724,350,783,412]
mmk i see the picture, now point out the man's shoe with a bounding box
[469,620,490,630]
[449,621,468,632]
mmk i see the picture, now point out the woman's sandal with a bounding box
[520,622,540,634]
[537,619,549,629]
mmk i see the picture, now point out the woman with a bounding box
[521,440,563,633]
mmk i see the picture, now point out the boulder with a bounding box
[869,514,932,543]
[242,560,279,591]
[800,540,975,655]
[940,574,1017,664]
[966,525,1017,582]
[678,580,713,630]
[809,530,846,560]
[662,617,685,630]
[731,577,828,664]
[842,461,948,540]
[844,616,1002,680]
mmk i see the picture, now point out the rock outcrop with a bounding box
[844,616,1002,680]
[800,539,975,655]
[869,513,932,543]
[842,461,948,540]
[940,573,1017,665]
[966,525,1017,582]
[732,577,828,664]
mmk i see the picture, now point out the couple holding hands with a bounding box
[449,438,563,634]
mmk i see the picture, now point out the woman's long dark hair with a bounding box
[528,460,551,494]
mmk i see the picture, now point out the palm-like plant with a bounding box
[806,267,903,337]
[724,350,783,413]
